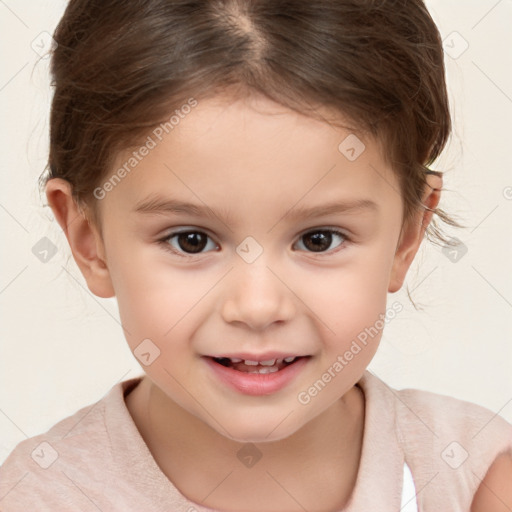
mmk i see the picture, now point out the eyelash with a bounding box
[157,228,351,259]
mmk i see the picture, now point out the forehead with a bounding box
[102,94,401,221]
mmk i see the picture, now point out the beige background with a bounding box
[1,0,511,464]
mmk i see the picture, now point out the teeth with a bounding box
[248,366,279,374]
[215,356,299,366]
[244,358,289,366]
[258,366,279,373]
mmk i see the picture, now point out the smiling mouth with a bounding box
[210,356,308,374]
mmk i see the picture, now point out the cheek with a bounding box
[298,250,393,339]
[106,241,206,346]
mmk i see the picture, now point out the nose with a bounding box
[220,257,296,331]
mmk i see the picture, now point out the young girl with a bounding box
[1,1,511,511]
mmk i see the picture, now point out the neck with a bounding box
[126,376,365,512]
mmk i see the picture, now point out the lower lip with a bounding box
[204,356,310,396]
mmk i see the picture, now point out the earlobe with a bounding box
[388,173,442,293]
[45,178,115,298]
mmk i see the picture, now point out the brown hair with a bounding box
[41,0,459,251]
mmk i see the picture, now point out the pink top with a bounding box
[1,370,511,511]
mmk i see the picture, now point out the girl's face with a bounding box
[93,94,416,442]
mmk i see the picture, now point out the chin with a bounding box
[212,415,305,445]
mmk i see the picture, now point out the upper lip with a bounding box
[206,352,309,362]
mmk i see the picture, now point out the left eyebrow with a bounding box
[280,198,379,221]
[132,194,378,225]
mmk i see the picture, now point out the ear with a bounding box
[388,172,442,293]
[45,178,115,298]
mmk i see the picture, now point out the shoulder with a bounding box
[392,381,512,443]
[362,372,512,508]
[394,383,512,509]
[0,381,126,511]
[470,449,512,512]
[364,372,512,440]
[397,385,512,510]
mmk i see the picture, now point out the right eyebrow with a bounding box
[133,195,235,225]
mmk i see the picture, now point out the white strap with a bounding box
[400,462,418,511]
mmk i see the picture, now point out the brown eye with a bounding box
[176,232,208,253]
[295,229,347,253]
[160,230,218,256]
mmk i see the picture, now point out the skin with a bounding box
[470,451,512,512]
[46,93,444,511]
